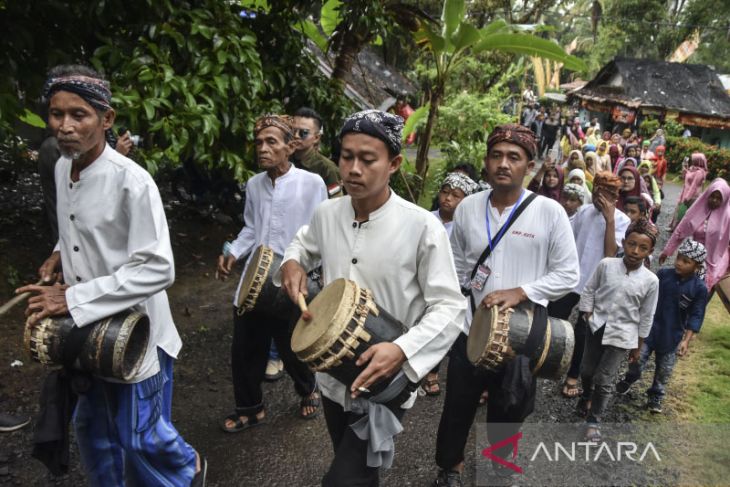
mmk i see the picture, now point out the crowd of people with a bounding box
[5,65,730,487]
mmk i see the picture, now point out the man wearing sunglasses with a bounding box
[292,107,342,197]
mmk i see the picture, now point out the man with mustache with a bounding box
[280,109,466,486]
[17,64,206,486]
[216,114,326,432]
[433,124,579,486]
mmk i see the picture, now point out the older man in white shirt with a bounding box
[216,115,327,432]
[433,124,579,487]
[280,110,466,487]
[20,65,204,486]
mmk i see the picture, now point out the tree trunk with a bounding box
[331,31,367,86]
[414,86,443,201]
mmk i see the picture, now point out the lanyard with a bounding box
[486,190,525,253]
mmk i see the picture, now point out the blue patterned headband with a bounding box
[43,75,112,111]
[339,109,403,155]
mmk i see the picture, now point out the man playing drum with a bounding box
[280,109,466,486]
[432,124,579,486]
[17,65,205,486]
[216,115,327,431]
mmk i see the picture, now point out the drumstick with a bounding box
[0,279,44,317]
[297,293,313,322]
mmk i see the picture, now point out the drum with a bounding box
[467,304,574,380]
[291,278,406,397]
[236,245,322,319]
[717,274,730,314]
[24,310,150,381]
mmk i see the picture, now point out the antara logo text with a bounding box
[481,432,662,474]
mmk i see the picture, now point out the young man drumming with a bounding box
[433,124,579,486]
[280,109,466,486]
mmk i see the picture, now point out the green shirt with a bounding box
[300,150,341,189]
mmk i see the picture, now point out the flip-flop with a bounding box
[220,413,265,433]
[423,378,441,396]
[300,392,321,420]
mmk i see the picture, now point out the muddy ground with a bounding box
[0,166,683,486]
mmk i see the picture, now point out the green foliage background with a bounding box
[665,136,730,181]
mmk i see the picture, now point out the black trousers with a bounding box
[321,396,406,487]
[539,136,556,158]
[435,334,530,471]
[231,307,315,416]
[548,292,586,379]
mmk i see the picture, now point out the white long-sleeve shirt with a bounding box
[451,189,579,332]
[579,257,659,349]
[571,204,630,294]
[279,192,466,408]
[229,165,326,303]
[56,144,180,383]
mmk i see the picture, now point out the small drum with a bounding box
[467,304,574,380]
[24,310,150,381]
[291,278,406,397]
[236,245,322,319]
[717,274,730,315]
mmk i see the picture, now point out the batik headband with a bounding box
[43,74,112,111]
[625,218,658,246]
[255,114,294,139]
[339,109,403,155]
[441,172,479,196]
[592,171,622,195]
[678,239,707,278]
[487,123,537,160]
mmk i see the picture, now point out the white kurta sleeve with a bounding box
[280,210,322,273]
[522,208,580,304]
[393,225,466,382]
[65,181,175,326]
[450,204,471,289]
[228,186,257,260]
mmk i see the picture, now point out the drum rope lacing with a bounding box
[237,247,274,315]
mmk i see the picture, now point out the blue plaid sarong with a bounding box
[73,348,196,486]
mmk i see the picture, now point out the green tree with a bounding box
[412,0,585,197]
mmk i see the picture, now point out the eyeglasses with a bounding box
[296,128,311,140]
[621,175,635,181]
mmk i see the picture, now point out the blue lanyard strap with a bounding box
[486,190,525,253]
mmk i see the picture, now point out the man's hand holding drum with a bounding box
[480,287,528,311]
[350,342,406,399]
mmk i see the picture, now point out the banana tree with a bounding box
[413,0,586,198]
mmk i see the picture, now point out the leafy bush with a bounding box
[663,119,684,137]
[432,91,513,145]
[665,136,730,181]
[639,118,660,138]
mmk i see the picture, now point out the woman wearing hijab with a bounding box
[584,128,599,147]
[564,149,584,170]
[567,168,593,204]
[671,152,709,228]
[614,144,639,173]
[639,161,662,222]
[653,145,668,187]
[661,179,730,292]
[528,160,564,202]
[648,128,666,153]
[596,141,612,172]
[617,165,651,213]
[583,151,599,179]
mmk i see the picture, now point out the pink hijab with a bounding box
[678,153,708,204]
[664,178,730,289]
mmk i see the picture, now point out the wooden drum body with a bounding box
[24,310,150,381]
[237,245,321,319]
[467,304,574,380]
[291,278,406,398]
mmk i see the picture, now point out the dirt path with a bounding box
[0,170,683,486]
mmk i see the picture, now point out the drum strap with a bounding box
[467,193,538,312]
[60,323,95,369]
[524,304,549,373]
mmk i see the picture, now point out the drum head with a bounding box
[291,278,356,357]
[466,306,496,364]
[237,245,268,307]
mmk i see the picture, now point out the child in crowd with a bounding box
[622,196,648,223]
[560,183,584,222]
[577,219,659,441]
[527,159,564,202]
[616,239,708,413]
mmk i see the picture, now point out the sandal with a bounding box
[300,391,321,420]
[561,380,582,398]
[584,424,602,443]
[423,377,441,396]
[220,413,265,433]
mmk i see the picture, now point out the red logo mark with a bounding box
[481,432,523,474]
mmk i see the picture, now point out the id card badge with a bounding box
[470,264,492,291]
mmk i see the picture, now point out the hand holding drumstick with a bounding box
[297,293,313,322]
